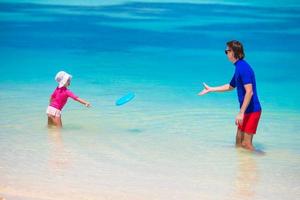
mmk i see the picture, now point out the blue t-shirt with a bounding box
[229,59,261,113]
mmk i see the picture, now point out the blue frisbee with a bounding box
[115,92,135,106]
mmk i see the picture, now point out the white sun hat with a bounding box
[55,71,72,88]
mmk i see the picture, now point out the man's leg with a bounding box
[236,129,244,147]
[242,133,254,151]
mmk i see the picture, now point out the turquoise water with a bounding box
[1,1,300,199]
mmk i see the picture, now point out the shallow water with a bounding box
[1,1,300,199]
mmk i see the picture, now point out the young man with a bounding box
[199,40,262,151]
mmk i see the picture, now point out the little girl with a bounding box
[46,71,91,128]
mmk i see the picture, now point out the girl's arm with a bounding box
[198,83,234,95]
[66,90,91,107]
[76,98,91,107]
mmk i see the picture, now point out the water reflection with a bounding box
[0,196,7,200]
[233,149,260,200]
[47,128,71,170]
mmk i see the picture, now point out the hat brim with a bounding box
[58,74,72,88]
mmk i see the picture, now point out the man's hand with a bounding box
[198,82,213,96]
[235,112,244,126]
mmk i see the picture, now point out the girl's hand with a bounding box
[85,102,91,107]
[235,112,244,126]
[198,82,212,96]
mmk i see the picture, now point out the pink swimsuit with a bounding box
[50,87,78,110]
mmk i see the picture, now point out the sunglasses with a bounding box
[225,49,232,55]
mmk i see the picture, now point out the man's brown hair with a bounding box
[226,40,245,60]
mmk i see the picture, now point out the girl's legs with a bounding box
[48,115,62,128]
[236,128,244,147]
[48,116,54,127]
[52,116,62,128]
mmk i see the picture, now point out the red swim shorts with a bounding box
[238,111,262,134]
